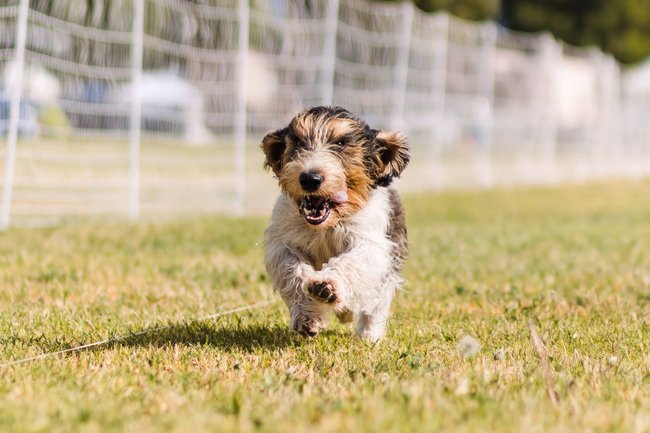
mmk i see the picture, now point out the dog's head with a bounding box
[261,106,409,228]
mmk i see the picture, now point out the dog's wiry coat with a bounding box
[261,106,409,341]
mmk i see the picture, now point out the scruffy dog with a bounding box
[261,106,409,341]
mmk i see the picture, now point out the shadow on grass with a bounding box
[112,321,298,352]
[0,322,295,361]
[2,320,353,366]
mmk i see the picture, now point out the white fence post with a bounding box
[432,13,449,125]
[475,22,497,187]
[128,0,144,220]
[1,0,29,231]
[391,1,414,130]
[233,0,249,215]
[321,0,339,106]
[429,12,449,189]
[604,55,622,177]
[597,52,622,177]
[536,33,559,182]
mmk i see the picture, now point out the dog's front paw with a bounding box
[291,314,321,338]
[307,281,338,304]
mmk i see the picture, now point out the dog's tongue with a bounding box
[330,190,348,204]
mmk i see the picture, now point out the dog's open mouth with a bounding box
[299,196,331,225]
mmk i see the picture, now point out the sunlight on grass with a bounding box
[0,180,649,432]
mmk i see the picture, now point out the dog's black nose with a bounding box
[299,172,323,192]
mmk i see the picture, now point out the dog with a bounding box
[261,106,409,341]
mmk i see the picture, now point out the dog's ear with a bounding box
[261,127,288,176]
[374,130,409,186]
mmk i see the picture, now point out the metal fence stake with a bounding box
[128,0,144,220]
[1,0,29,231]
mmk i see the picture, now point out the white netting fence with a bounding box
[1,0,649,227]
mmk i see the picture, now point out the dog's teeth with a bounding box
[300,196,331,224]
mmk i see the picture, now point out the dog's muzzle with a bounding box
[298,190,348,226]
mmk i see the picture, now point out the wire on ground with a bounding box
[0,299,278,369]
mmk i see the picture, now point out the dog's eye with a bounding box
[334,139,347,147]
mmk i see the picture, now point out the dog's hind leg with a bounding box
[356,310,390,342]
[356,301,391,342]
[335,309,354,323]
[355,276,399,342]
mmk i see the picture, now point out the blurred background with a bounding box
[1,0,649,228]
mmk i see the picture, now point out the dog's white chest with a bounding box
[303,189,391,270]
[268,188,392,271]
[307,226,347,270]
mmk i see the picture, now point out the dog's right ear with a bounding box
[261,127,287,176]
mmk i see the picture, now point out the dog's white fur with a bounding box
[265,187,402,341]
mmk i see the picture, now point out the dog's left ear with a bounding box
[261,127,288,176]
[374,130,410,186]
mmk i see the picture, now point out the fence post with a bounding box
[597,52,622,177]
[429,12,449,189]
[128,0,144,220]
[475,22,496,187]
[536,33,559,182]
[391,1,414,130]
[588,48,610,178]
[1,0,29,231]
[233,0,249,216]
[605,55,623,177]
[321,0,339,106]
[432,13,449,125]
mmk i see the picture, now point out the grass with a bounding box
[1,180,649,432]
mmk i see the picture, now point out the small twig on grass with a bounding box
[528,320,559,406]
[0,299,278,369]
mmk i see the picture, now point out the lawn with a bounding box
[1,180,649,432]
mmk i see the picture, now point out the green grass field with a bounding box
[1,180,649,432]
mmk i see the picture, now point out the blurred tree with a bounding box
[25,0,650,64]
[373,0,499,21]
[413,0,499,21]
[500,0,650,64]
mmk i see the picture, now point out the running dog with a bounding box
[261,106,409,341]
